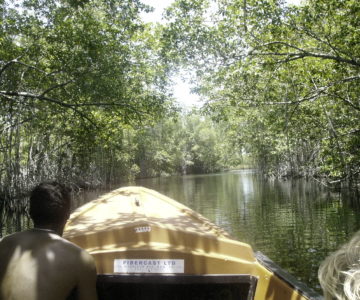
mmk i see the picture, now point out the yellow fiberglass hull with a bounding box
[64,186,322,300]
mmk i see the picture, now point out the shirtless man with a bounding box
[0,181,98,300]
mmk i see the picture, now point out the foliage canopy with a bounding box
[162,0,360,187]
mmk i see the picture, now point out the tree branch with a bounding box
[40,80,75,97]
[287,23,353,61]
[0,58,48,79]
[248,41,360,67]
[0,91,96,126]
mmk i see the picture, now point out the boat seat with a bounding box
[96,274,258,300]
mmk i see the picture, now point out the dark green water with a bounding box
[134,170,360,292]
[1,170,360,292]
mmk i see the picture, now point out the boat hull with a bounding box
[64,186,322,300]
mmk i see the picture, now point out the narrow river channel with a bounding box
[133,170,360,292]
[1,170,360,292]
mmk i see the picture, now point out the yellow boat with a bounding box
[64,186,323,300]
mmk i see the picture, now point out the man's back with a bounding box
[0,229,97,300]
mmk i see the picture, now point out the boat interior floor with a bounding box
[96,274,258,300]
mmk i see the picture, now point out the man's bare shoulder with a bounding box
[58,236,96,266]
[0,229,96,270]
[0,231,26,250]
[0,231,24,242]
[42,233,96,272]
[0,230,91,260]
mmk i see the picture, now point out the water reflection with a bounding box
[1,170,359,292]
[135,170,360,291]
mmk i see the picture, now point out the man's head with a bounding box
[29,181,71,228]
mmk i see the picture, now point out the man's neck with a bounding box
[33,224,64,236]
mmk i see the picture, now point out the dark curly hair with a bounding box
[29,181,71,226]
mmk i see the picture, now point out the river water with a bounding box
[1,170,360,292]
[134,170,360,292]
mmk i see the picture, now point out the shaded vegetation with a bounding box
[0,0,169,213]
[162,0,360,191]
[1,0,359,218]
[0,2,241,215]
